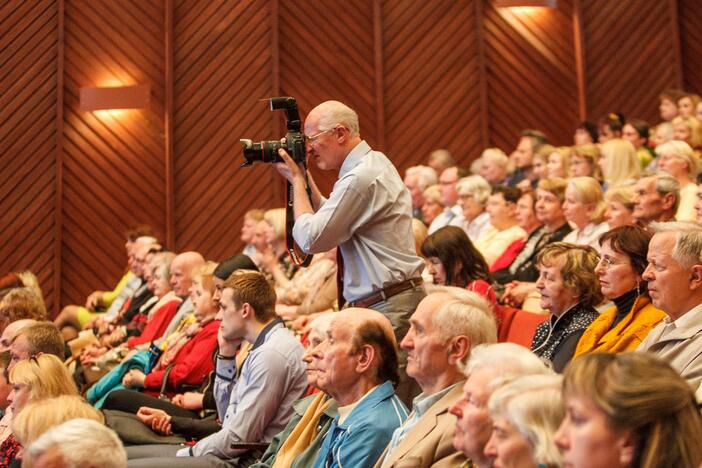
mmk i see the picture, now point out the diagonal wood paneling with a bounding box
[484,0,578,150]
[61,0,166,306]
[278,0,378,194]
[582,0,679,125]
[0,0,58,312]
[384,0,482,172]
[679,0,702,93]
[173,0,276,261]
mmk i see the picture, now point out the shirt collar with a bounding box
[668,302,702,329]
[411,382,459,417]
[252,318,284,350]
[339,140,372,177]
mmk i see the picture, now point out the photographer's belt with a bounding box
[285,179,313,267]
[348,278,423,309]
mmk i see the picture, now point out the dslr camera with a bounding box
[240,97,306,167]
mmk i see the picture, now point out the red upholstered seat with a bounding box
[494,305,548,348]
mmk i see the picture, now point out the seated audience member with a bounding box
[0,353,8,418]
[573,121,598,145]
[0,320,36,354]
[604,185,636,229]
[506,129,549,186]
[632,172,679,225]
[420,185,444,228]
[679,93,701,118]
[240,209,264,258]
[672,115,702,151]
[656,140,699,221]
[546,147,570,179]
[23,419,127,468]
[256,208,299,283]
[127,270,307,467]
[455,175,492,241]
[0,288,45,340]
[376,287,497,467]
[622,119,654,169]
[597,113,624,143]
[474,186,527,266]
[250,218,274,269]
[404,165,438,223]
[12,395,103,452]
[411,219,428,257]
[428,166,468,234]
[274,249,337,322]
[449,343,552,468]
[484,375,564,468]
[1,354,79,465]
[600,138,640,189]
[575,226,665,356]
[251,314,337,468]
[421,227,495,305]
[516,143,550,192]
[697,181,702,224]
[562,177,609,249]
[8,322,64,370]
[54,231,156,340]
[312,309,408,468]
[659,88,685,123]
[427,149,455,176]
[697,99,702,122]
[490,191,542,272]
[90,263,220,408]
[0,271,42,302]
[498,178,572,306]
[531,243,602,372]
[651,121,675,150]
[556,353,702,468]
[637,222,702,392]
[568,144,601,181]
[478,148,510,187]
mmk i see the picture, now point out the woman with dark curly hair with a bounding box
[420,226,495,305]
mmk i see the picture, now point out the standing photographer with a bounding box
[275,100,425,403]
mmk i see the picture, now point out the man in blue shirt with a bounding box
[127,270,307,467]
[311,308,408,468]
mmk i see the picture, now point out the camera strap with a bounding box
[285,178,313,267]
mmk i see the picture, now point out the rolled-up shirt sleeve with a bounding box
[189,349,293,459]
[293,175,369,253]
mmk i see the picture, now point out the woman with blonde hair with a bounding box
[420,185,443,227]
[485,374,564,468]
[603,185,636,229]
[256,208,299,285]
[569,144,601,180]
[656,140,699,221]
[599,139,641,189]
[1,354,79,466]
[562,177,609,249]
[672,115,702,151]
[678,93,701,118]
[556,353,702,468]
[546,147,570,179]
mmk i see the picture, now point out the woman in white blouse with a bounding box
[562,177,609,250]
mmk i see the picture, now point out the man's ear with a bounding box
[447,336,470,366]
[355,344,376,374]
[690,264,702,290]
[240,303,253,319]
[662,192,676,211]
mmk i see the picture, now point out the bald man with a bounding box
[276,100,425,404]
[0,319,37,352]
[310,308,408,468]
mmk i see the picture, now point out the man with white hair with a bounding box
[23,419,127,468]
[404,165,438,223]
[428,166,470,234]
[632,172,679,226]
[375,287,497,468]
[638,221,702,391]
[478,148,510,187]
[275,100,425,403]
[448,343,553,467]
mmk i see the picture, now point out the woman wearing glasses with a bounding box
[574,226,665,357]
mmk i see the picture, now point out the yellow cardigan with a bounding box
[574,296,666,357]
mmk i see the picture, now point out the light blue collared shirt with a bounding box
[293,140,424,302]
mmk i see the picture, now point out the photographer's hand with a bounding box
[276,149,315,219]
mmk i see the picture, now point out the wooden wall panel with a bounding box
[61,0,166,306]
[0,0,58,311]
[581,0,679,125]
[383,0,483,171]
[483,0,579,149]
[679,0,702,93]
[173,0,275,260]
[278,0,378,195]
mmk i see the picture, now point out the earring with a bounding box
[636,280,641,297]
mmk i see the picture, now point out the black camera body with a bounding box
[240,97,306,167]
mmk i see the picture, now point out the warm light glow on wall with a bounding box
[494,0,557,7]
[80,84,150,112]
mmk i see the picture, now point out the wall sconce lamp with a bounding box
[494,0,557,7]
[79,84,151,111]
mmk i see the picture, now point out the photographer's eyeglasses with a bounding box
[305,128,334,144]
